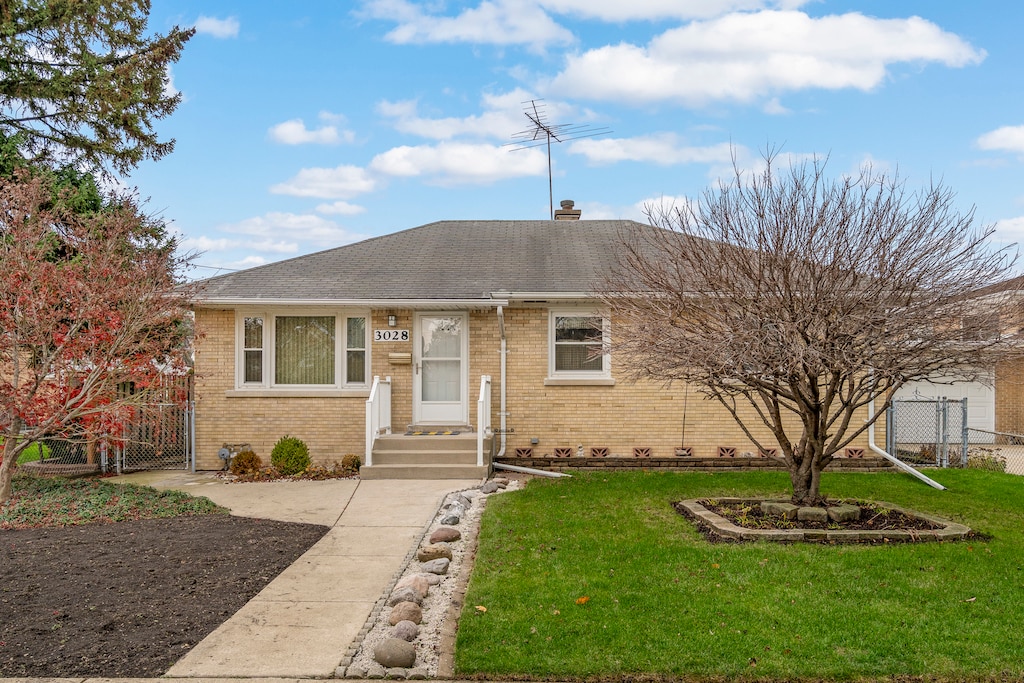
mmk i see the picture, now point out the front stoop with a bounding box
[361,432,491,480]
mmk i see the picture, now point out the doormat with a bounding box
[405,430,461,436]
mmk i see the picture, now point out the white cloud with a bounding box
[362,0,574,49]
[993,216,1024,245]
[177,235,298,256]
[163,65,180,100]
[569,134,735,166]
[316,201,367,216]
[636,195,697,222]
[179,235,237,253]
[538,0,810,22]
[977,125,1024,154]
[221,212,366,247]
[370,142,547,185]
[378,90,593,142]
[545,11,985,106]
[195,15,240,39]
[224,255,269,271]
[270,165,377,199]
[762,97,790,115]
[268,118,354,145]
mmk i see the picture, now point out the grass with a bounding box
[0,473,227,529]
[0,437,54,464]
[456,469,1024,682]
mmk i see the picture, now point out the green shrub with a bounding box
[341,453,361,472]
[230,449,263,476]
[271,436,310,476]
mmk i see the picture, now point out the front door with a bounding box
[413,313,468,425]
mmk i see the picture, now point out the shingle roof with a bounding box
[195,219,666,302]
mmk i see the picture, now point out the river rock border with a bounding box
[679,498,971,543]
[336,477,518,679]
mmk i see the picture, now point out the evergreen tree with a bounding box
[0,0,193,174]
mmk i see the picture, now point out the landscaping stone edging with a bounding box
[336,479,513,679]
[679,498,972,543]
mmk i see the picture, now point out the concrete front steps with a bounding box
[361,431,491,480]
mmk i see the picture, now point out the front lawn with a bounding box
[457,470,1024,682]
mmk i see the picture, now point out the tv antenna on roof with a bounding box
[507,99,610,219]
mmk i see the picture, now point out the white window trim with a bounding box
[546,308,613,385]
[233,308,370,392]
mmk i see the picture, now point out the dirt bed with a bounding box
[0,515,327,677]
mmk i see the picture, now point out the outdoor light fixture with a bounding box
[388,315,397,327]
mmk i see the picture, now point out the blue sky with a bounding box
[130,1,1024,278]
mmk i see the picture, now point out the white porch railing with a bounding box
[477,375,492,467]
[365,375,392,467]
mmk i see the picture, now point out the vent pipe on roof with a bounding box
[554,199,581,220]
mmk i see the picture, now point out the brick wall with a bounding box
[192,308,367,469]
[193,305,877,469]
[996,357,1024,435]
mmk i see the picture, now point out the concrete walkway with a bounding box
[107,471,480,678]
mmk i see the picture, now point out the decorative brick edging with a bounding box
[497,456,894,472]
[678,497,972,543]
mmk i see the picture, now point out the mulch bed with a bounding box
[0,515,328,678]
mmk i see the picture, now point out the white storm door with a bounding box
[413,313,468,424]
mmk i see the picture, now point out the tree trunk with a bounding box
[0,417,26,503]
[0,435,18,504]
[788,448,825,506]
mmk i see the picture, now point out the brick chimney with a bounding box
[554,199,581,220]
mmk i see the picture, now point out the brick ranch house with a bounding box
[188,210,906,479]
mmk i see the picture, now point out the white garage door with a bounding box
[892,374,995,436]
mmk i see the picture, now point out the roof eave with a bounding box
[494,291,597,302]
[193,297,510,309]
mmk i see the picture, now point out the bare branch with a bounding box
[600,150,1023,504]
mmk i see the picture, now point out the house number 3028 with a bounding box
[374,329,410,342]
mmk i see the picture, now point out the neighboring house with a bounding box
[190,212,879,477]
[891,275,1024,447]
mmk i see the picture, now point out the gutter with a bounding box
[867,395,946,491]
[194,297,510,308]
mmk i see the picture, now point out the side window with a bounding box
[243,316,264,384]
[550,311,609,377]
[346,316,367,385]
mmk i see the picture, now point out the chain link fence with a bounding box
[15,377,194,476]
[886,398,1021,475]
[963,429,1024,476]
[886,398,968,468]
[112,400,193,473]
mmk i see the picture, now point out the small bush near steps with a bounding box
[342,453,361,472]
[270,435,311,476]
[229,449,263,476]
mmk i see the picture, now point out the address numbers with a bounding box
[374,329,410,342]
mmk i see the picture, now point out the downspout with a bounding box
[495,461,571,478]
[868,394,946,491]
[492,305,571,479]
[497,305,507,458]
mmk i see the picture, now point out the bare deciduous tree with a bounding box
[601,154,1022,505]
